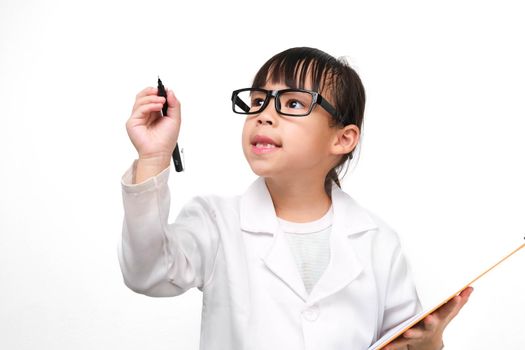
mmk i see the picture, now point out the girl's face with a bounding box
[241,79,342,182]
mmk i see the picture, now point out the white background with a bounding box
[1,0,524,349]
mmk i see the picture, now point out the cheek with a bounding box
[283,128,317,158]
[285,125,326,154]
[241,122,250,145]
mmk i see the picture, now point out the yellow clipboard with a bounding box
[368,241,525,350]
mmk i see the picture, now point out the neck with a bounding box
[264,175,333,223]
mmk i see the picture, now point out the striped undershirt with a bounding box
[277,205,333,295]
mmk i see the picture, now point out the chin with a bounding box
[242,145,282,178]
[246,162,272,177]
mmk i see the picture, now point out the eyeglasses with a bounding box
[231,87,339,118]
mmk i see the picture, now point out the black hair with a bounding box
[251,47,366,196]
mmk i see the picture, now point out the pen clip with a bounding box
[180,147,185,171]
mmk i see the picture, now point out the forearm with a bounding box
[120,171,171,294]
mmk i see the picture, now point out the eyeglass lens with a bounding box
[234,89,314,115]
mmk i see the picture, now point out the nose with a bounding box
[256,97,278,126]
[257,115,273,125]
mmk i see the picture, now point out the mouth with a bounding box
[250,134,282,148]
[250,142,282,149]
[250,142,282,155]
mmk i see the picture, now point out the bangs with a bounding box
[251,48,336,96]
[249,47,365,129]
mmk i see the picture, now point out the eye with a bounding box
[251,97,265,107]
[286,99,305,109]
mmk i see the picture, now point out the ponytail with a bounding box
[324,152,353,196]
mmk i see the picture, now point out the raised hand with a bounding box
[126,86,181,161]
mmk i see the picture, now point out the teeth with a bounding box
[255,143,276,148]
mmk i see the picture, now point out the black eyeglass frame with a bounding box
[231,87,340,119]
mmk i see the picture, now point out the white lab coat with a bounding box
[118,159,422,350]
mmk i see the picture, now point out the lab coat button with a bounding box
[302,303,320,321]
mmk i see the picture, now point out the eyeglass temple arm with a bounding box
[318,96,339,119]
[233,89,273,113]
[234,96,251,113]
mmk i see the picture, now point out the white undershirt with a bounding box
[277,205,333,295]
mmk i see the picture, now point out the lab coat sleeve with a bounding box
[117,159,220,297]
[379,239,423,336]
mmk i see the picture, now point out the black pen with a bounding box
[157,76,184,172]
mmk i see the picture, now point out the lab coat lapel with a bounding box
[240,177,308,301]
[307,183,378,305]
[239,176,378,304]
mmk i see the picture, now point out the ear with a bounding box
[330,124,360,156]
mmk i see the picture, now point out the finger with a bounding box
[422,313,439,332]
[450,294,469,314]
[403,327,425,339]
[435,296,461,320]
[135,86,158,99]
[130,102,164,121]
[165,89,181,121]
[460,286,474,299]
[451,293,471,317]
[436,294,469,326]
[133,95,166,113]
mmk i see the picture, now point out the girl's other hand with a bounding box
[126,86,181,160]
[383,286,474,350]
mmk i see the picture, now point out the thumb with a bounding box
[166,89,181,121]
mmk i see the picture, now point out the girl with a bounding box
[119,47,472,350]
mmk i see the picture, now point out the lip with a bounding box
[250,134,282,147]
[251,144,281,155]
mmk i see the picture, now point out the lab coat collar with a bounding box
[240,176,379,304]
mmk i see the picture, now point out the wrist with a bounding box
[134,155,171,184]
[414,338,444,350]
[427,339,444,350]
[138,154,172,167]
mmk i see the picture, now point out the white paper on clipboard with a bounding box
[368,242,525,350]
